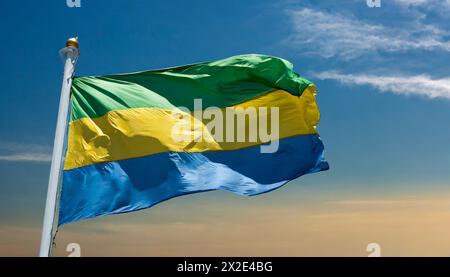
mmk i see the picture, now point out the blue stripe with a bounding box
[59,134,329,225]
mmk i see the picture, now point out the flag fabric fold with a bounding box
[59,54,329,225]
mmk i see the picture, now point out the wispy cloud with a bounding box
[393,0,450,9]
[0,153,51,162]
[312,71,450,99]
[286,8,450,59]
[0,142,51,163]
[393,0,434,6]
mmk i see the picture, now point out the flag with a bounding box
[59,54,329,225]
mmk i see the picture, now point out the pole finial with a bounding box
[66,37,79,49]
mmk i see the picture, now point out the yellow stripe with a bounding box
[64,85,320,170]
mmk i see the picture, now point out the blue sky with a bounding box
[0,0,449,256]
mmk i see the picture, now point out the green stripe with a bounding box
[70,54,312,121]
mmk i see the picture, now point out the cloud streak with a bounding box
[393,0,450,9]
[287,8,450,59]
[313,71,450,99]
[0,142,51,163]
[0,153,51,162]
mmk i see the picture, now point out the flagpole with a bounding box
[39,38,79,257]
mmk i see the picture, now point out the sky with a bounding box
[0,0,449,256]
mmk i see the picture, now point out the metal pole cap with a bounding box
[66,37,79,49]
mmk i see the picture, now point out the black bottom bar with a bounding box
[1,257,450,274]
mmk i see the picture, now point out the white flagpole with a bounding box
[39,38,79,257]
